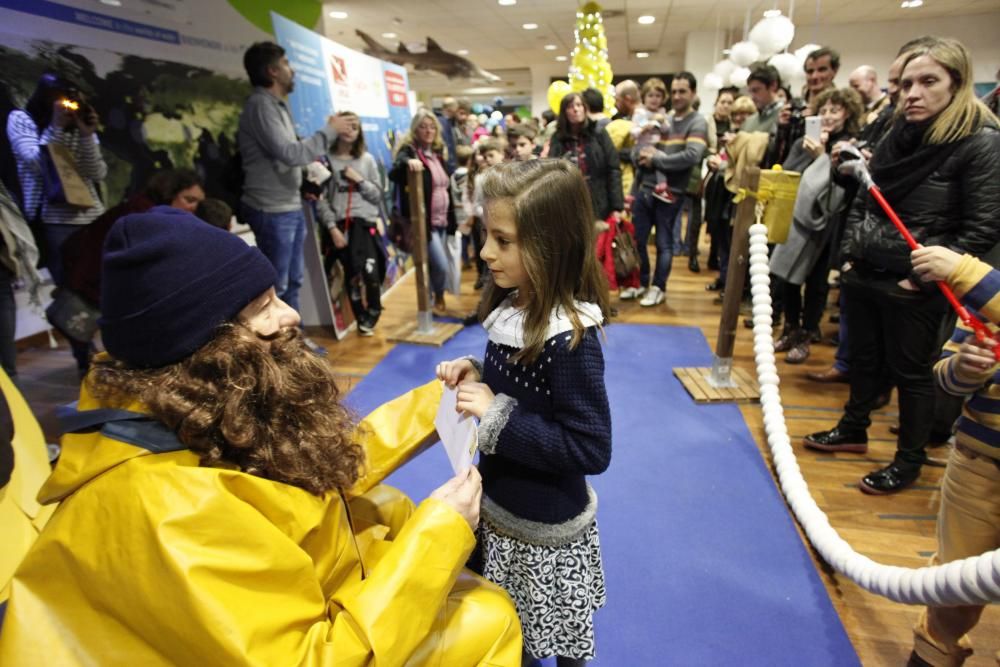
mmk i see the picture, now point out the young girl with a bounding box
[316,110,385,336]
[437,159,612,666]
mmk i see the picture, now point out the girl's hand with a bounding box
[954,335,998,382]
[342,165,364,183]
[429,466,482,531]
[436,358,481,387]
[329,227,348,249]
[912,245,962,283]
[455,382,494,418]
[407,159,424,172]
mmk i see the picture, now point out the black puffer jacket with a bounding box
[840,124,1000,278]
[548,120,623,220]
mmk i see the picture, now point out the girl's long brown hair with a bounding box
[478,159,610,364]
[88,326,365,495]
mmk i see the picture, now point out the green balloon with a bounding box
[226,0,321,34]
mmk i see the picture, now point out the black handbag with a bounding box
[45,287,100,343]
[612,221,640,281]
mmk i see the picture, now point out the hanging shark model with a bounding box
[356,30,501,83]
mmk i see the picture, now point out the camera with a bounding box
[788,98,808,132]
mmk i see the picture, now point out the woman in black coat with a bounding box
[804,37,1000,494]
[547,92,623,221]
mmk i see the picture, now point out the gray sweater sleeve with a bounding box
[650,114,708,173]
[357,153,383,206]
[244,95,336,167]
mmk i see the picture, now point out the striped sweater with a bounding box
[935,253,1000,461]
[631,110,707,195]
[7,110,107,225]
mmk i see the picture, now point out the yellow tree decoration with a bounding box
[569,1,614,113]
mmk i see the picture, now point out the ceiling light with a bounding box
[100,0,122,5]
[498,0,516,5]
[381,32,397,39]
[637,15,655,25]
[636,52,650,59]
[900,0,923,6]
[522,23,538,30]
[556,55,568,61]
[544,44,557,50]
[457,49,469,55]
[328,10,348,19]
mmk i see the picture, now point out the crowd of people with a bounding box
[0,29,997,667]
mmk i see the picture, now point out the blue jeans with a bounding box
[426,227,448,299]
[242,205,306,312]
[631,191,681,290]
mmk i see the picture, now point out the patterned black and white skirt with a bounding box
[476,519,606,660]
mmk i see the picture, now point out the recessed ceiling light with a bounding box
[900,0,923,6]
[637,15,655,25]
[498,0,516,5]
[381,32,397,39]
[328,10,348,19]
[544,44,557,50]
[636,52,650,59]
[555,55,568,62]
[457,49,469,55]
[522,23,538,30]
[100,0,122,5]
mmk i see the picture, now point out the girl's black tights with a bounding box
[523,654,587,667]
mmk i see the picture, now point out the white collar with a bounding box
[482,292,603,349]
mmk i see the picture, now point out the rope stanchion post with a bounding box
[711,167,761,387]
[386,170,464,346]
[406,170,433,334]
[672,167,761,403]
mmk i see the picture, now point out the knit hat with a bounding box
[99,206,277,368]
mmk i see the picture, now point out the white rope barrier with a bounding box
[746,222,1000,606]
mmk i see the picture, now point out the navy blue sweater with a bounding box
[478,324,612,540]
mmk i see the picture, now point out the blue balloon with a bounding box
[471,103,484,114]
[483,106,493,115]
[493,96,504,107]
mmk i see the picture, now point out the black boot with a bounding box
[688,254,700,273]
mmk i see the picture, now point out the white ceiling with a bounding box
[319,0,1000,96]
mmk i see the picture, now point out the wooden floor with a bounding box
[13,240,999,666]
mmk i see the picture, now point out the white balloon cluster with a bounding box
[702,10,814,102]
[746,221,1000,606]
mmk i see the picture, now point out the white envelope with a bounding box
[434,383,478,474]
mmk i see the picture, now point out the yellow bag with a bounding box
[758,166,800,244]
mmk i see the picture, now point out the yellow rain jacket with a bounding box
[0,379,521,666]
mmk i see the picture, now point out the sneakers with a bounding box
[651,183,674,204]
[620,286,645,300]
[302,335,328,356]
[357,319,375,337]
[639,285,665,307]
[859,462,921,495]
[803,427,869,453]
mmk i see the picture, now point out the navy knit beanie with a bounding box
[99,206,278,368]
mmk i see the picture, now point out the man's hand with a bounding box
[707,154,723,172]
[637,146,656,167]
[455,382,495,419]
[327,114,354,136]
[436,357,481,387]
[429,466,483,531]
[912,245,962,283]
[954,335,998,382]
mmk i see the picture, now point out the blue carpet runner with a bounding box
[346,323,860,665]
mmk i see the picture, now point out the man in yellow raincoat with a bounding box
[0,206,521,666]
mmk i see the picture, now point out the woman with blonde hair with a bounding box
[389,109,456,313]
[804,36,1000,495]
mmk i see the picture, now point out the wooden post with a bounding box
[406,169,432,333]
[714,166,761,372]
[670,167,761,403]
[386,167,464,346]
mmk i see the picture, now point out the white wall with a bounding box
[685,12,1000,92]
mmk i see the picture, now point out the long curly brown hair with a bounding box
[87,325,365,495]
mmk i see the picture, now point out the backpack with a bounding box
[612,220,640,281]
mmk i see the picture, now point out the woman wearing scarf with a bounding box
[547,92,623,225]
[770,88,864,364]
[803,37,1000,494]
[390,110,456,314]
